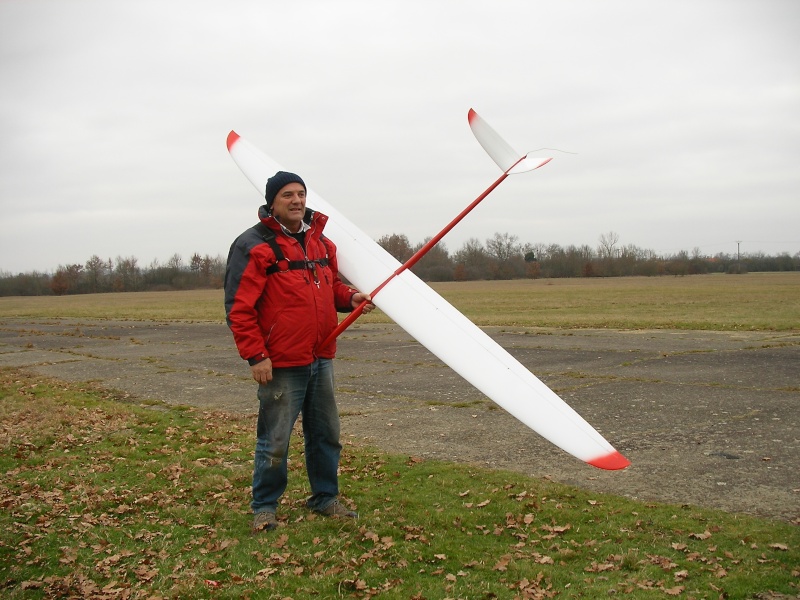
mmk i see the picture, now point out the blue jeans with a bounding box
[251,358,342,514]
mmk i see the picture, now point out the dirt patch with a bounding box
[1,317,798,522]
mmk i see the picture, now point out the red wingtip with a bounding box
[226,130,240,151]
[588,451,631,471]
[468,108,477,124]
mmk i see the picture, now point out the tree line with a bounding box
[0,232,797,297]
[385,231,797,281]
[0,253,227,297]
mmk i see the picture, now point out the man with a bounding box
[224,171,374,533]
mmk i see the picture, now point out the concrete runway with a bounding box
[1,317,797,522]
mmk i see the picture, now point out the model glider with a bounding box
[226,112,630,470]
[319,111,553,347]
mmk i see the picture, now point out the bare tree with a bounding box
[486,232,520,262]
[453,237,490,280]
[51,264,84,295]
[377,233,414,263]
[114,256,141,292]
[190,253,203,274]
[485,233,524,279]
[597,231,620,276]
[411,238,453,281]
[85,255,109,293]
[597,231,619,260]
[166,253,183,272]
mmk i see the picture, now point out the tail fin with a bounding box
[468,109,551,174]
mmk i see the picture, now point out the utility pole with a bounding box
[736,240,741,274]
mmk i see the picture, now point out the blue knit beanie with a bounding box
[264,171,306,212]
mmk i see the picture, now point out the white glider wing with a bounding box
[226,131,629,470]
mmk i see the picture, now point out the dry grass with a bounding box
[431,272,800,331]
[1,273,798,331]
[0,289,225,322]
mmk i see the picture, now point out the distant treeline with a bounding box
[1,232,797,297]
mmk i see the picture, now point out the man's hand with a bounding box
[251,358,273,385]
[352,292,375,314]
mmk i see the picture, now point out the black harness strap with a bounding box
[253,222,329,275]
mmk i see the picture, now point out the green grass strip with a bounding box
[1,368,797,599]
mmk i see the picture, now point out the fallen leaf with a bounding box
[689,530,712,540]
[493,554,511,571]
[769,543,788,551]
[20,581,43,590]
[664,585,685,596]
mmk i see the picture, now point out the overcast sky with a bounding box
[1,0,798,274]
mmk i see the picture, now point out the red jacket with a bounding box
[224,207,356,367]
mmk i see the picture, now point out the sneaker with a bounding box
[252,510,278,533]
[317,500,358,519]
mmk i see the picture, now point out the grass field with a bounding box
[1,272,798,331]
[1,274,798,597]
[433,273,800,331]
[1,373,798,599]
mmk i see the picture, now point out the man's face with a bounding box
[271,182,306,232]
